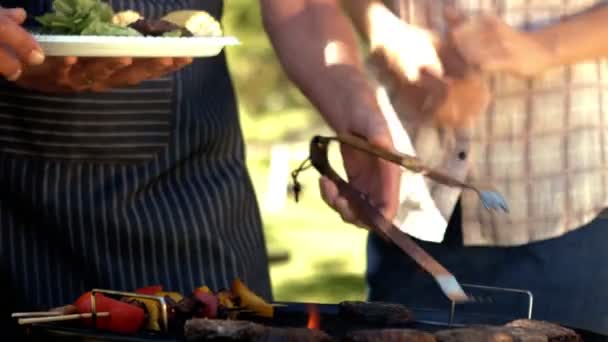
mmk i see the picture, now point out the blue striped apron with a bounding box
[0,0,272,324]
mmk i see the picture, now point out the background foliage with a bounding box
[222,2,369,302]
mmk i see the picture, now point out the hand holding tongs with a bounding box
[292,135,508,303]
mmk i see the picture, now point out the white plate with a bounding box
[34,34,240,57]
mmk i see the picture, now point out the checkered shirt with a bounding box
[377,0,608,246]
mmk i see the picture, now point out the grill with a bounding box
[19,284,600,341]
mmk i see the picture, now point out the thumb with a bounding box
[2,8,27,24]
[444,6,467,28]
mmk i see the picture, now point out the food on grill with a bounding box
[232,278,274,318]
[261,327,335,342]
[134,284,164,295]
[435,326,522,342]
[121,296,163,332]
[184,319,267,341]
[192,288,220,318]
[506,320,582,342]
[338,301,413,325]
[184,318,335,342]
[16,278,273,336]
[73,292,146,334]
[344,329,437,342]
[15,282,586,342]
[434,321,582,342]
[158,291,185,303]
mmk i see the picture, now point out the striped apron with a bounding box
[0,0,272,327]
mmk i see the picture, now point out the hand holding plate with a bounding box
[0,7,46,81]
[16,56,193,93]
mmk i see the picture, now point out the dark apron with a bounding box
[0,0,271,337]
[367,201,608,338]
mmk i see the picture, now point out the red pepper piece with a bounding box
[74,292,146,335]
[134,285,163,295]
[192,289,219,318]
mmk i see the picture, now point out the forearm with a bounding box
[531,3,608,67]
[261,0,380,133]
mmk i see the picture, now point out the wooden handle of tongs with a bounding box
[331,135,472,190]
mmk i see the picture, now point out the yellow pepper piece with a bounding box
[231,278,273,318]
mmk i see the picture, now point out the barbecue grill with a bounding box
[19,284,601,341]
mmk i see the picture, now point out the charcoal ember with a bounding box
[128,19,193,37]
[344,329,436,342]
[505,320,582,342]
[184,318,268,341]
[338,301,413,325]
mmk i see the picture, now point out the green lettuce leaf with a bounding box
[36,0,141,36]
[80,21,141,36]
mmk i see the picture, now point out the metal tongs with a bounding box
[323,135,509,212]
[292,135,509,303]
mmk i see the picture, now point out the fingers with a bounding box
[147,57,177,79]
[53,56,78,80]
[418,69,449,115]
[3,8,26,24]
[15,57,78,92]
[102,58,173,88]
[68,57,132,89]
[430,73,492,129]
[0,10,44,68]
[0,47,22,80]
[319,177,366,229]
[172,57,193,70]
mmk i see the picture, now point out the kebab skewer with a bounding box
[13,278,275,335]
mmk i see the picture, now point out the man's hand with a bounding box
[319,97,402,227]
[369,32,491,129]
[16,56,193,93]
[446,8,554,78]
[0,7,46,80]
[368,4,443,82]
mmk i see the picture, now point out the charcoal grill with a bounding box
[20,284,579,341]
